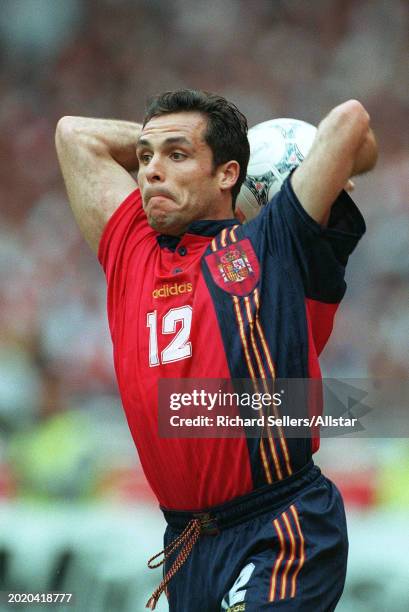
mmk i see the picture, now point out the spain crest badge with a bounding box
[205,238,260,296]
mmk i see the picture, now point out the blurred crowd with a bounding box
[0,0,408,503]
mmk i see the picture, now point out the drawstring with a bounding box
[146,518,201,610]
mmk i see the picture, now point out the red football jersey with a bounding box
[99,181,365,511]
[99,189,253,509]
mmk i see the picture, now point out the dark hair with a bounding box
[143,89,250,208]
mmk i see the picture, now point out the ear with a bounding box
[217,160,240,192]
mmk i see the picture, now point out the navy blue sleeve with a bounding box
[245,176,366,303]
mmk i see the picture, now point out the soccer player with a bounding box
[55,90,377,611]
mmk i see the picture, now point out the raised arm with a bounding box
[291,100,378,226]
[55,117,142,253]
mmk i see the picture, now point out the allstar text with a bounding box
[169,415,358,428]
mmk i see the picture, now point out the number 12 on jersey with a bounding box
[146,306,193,367]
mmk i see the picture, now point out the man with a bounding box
[55,89,377,611]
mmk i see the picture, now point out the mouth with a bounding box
[149,194,173,203]
[144,188,174,202]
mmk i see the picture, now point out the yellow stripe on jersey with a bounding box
[270,518,286,601]
[232,296,257,380]
[220,228,228,247]
[253,289,276,377]
[289,504,305,598]
[243,295,283,480]
[233,295,277,484]
[229,225,239,243]
[252,288,293,477]
[281,511,297,599]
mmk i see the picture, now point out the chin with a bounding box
[148,213,184,236]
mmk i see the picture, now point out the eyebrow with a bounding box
[136,136,192,149]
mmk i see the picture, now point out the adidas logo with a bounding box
[152,282,193,298]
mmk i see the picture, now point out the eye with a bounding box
[170,151,187,161]
[141,153,152,164]
[137,151,152,164]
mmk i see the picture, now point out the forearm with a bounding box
[55,116,140,253]
[55,116,142,171]
[291,100,378,226]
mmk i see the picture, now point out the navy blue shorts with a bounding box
[161,462,348,611]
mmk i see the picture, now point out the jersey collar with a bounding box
[157,218,241,250]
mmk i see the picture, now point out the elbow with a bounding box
[329,100,375,163]
[331,99,370,134]
[55,116,104,156]
[56,115,77,136]
[343,99,370,121]
[346,101,371,141]
[345,101,378,172]
[55,116,80,150]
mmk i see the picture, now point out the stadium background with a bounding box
[0,0,408,610]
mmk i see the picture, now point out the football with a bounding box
[236,118,317,222]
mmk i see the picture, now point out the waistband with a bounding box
[162,460,320,534]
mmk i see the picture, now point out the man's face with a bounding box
[137,112,228,235]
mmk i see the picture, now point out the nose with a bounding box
[145,154,165,183]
